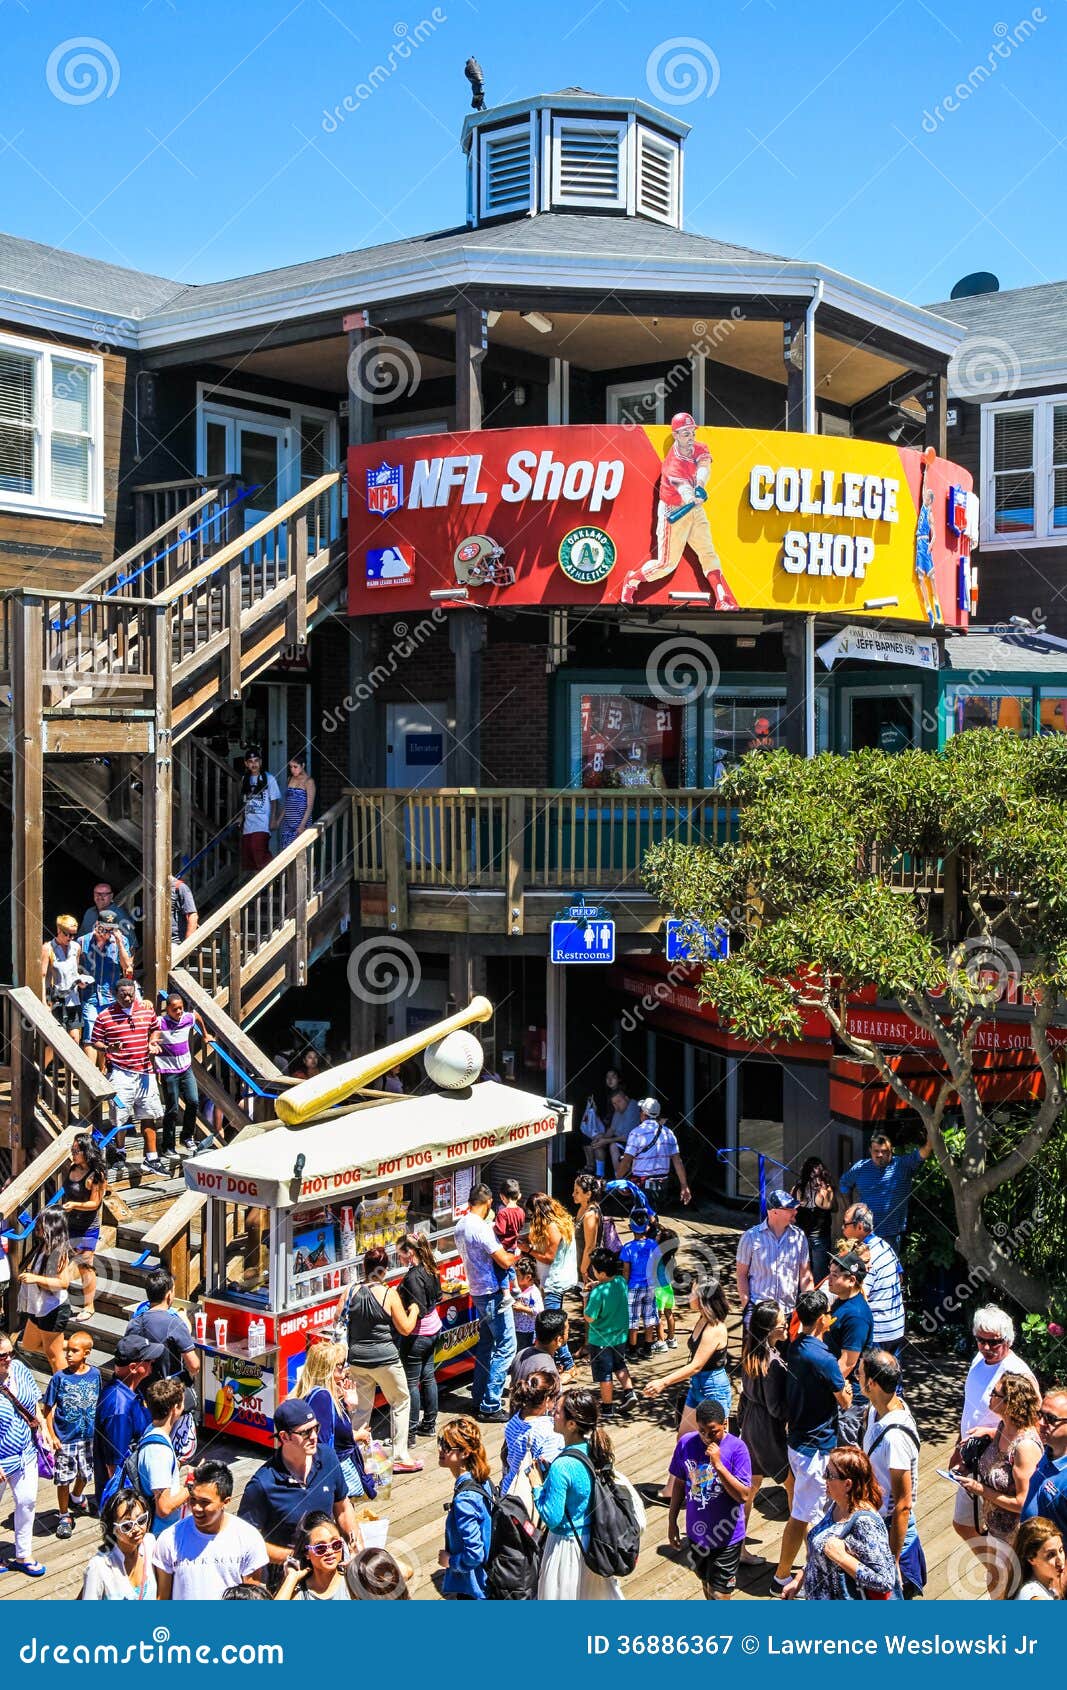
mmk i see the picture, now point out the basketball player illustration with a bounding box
[620,412,739,609]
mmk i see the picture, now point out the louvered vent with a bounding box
[481,123,533,217]
[637,130,678,223]
[554,119,624,206]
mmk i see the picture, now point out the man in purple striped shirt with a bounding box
[92,978,164,1179]
[155,990,212,1157]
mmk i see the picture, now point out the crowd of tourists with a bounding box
[2,1083,1066,1603]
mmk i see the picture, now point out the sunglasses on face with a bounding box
[285,1426,319,1441]
[306,1540,344,1557]
[115,1514,150,1533]
[976,1335,1007,1347]
[1038,1409,1067,1428]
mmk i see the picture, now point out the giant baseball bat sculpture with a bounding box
[275,994,494,1126]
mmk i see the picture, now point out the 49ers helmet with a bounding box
[453,534,515,587]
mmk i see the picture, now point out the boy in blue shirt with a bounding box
[620,1209,662,1357]
[43,1328,101,1539]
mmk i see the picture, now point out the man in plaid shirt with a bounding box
[92,978,165,1180]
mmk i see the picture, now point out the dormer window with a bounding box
[551,116,625,209]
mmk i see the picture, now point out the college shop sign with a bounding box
[348,425,972,628]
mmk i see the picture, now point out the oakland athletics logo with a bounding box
[558,526,617,585]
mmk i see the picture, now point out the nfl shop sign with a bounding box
[348,425,972,627]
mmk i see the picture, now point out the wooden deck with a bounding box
[0,1211,967,1602]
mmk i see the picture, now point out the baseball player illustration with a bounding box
[620,413,740,610]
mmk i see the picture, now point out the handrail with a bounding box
[172,793,351,964]
[154,470,341,608]
[3,987,116,1104]
[76,485,227,597]
[0,1122,82,1228]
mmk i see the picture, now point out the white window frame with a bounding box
[551,115,627,210]
[0,331,104,522]
[606,379,665,426]
[478,119,535,220]
[981,393,1067,548]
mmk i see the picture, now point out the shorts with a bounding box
[695,1538,742,1597]
[788,1445,832,1524]
[628,1286,657,1329]
[81,999,106,1042]
[51,1002,82,1034]
[54,1438,93,1488]
[69,1230,100,1256]
[655,1286,675,1313]
[685,1367,731,1414]
[338,1452,367,1500]
[588,1343,626,1384]
[109,1067,163,1128]
[22,1301,72,1335]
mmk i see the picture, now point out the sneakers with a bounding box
[143,1156,166,1176]
[666,1338,678,1350]
[615,1388,638,1411]
[69,1496,90,1516]
[475,1408,508,1425]
[650,1340,669,1354]
[179,1135,198,1153]
[414,1421,437,1439]
[109,1159,129,1183]
[56,1515,74,1540]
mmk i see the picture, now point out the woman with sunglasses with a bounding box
[780,1444,900,1600]
[437,1417,493,1599]
[292,1339,372,1501]
[955,1371,1043,1598]
[80,1488,158,1600]
[275,1511,352,1601]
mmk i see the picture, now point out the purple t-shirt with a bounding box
[668,1430,751,1552]
[154,1011,194,1075]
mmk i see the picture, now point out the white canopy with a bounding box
[184,1082,571,1210]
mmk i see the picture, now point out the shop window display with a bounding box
[947,689,1030,737]
[1039,692,1067,734]
[711,696,786,778]
[578,691,684,787]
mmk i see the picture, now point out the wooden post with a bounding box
[346,314,372,452]
[783,319,805,432]
[924,373,947,457]
[449,612,484,786]
[141,604,174,1003]
[225,554,243,700]
[174,745,193,870]
[506,795,526,936]
[383,794,408,932]
[287,510,309,650]
[455,301,487,431]
[289,851,308,988]
[12,597,44,996]
[226,910,243,1023]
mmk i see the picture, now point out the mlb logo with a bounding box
[365,545,414,588]
[367,462,403,515]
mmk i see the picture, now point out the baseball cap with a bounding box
[95,910,119,928]
[671,412,697,431]
[114,1333,165,1365]
[639,1097,661,1118]
[765,1188,799,1211]
[830,1249,868,1282]
[274,1396,318,1433]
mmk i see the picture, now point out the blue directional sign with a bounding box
[550,917,616,965]
[664,918,729,964]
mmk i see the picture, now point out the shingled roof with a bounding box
[0,229,183,320]
[926,280,1067,387]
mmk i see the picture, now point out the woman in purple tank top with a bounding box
[155,990,212,1161]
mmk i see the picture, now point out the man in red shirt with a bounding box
[621,413,739,610]
[92,978,165,1180]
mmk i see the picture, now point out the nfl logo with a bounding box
[948,484,968,536]
[367,462,403,515]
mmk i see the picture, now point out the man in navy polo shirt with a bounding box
[92,1333,159,1501]
[238,1396,357,1577]
[841,1131,933,1252]
[824,1250,875,1444]
[774,1289,852,1593]
[1021,1386,1067,1532]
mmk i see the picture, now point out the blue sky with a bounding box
[3,0,1065,306]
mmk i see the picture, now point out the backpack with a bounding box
[865,1413,927,1593]
[98,1429,175,1526]
[594,1205,622,1256]
[556,1447,642,1579]
[457,1478,542,1600]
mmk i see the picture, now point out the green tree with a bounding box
[644,730,1067,1310]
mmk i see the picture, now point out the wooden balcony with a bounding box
[352,788,731,936]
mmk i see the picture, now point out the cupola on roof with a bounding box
[461,89,689,230]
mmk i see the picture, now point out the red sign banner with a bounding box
[347,424,971,627]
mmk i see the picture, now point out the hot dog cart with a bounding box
[183,1076,570,1447]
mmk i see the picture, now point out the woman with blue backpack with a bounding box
[534,1387,639,1600]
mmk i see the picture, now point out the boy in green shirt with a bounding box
[584,1248,637,1415]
